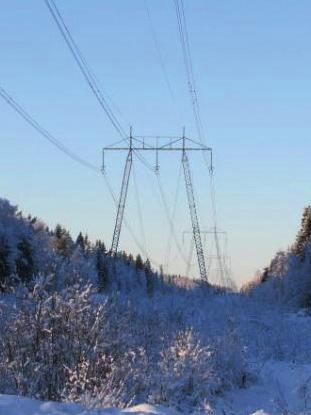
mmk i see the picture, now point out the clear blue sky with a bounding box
[1,0,311,286]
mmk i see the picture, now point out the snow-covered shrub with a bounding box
[0,279,108,400]
[64,347,149,409]
[150,327,247,412]
[0,198,252,413]
[212,324,247,391]
[154,329,215,411]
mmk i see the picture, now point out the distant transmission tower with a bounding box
[183,228,233,287]
[102,128,212,282]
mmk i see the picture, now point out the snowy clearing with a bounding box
[2,358,311,415]
[0,395,180,415]
[2,200,311,414]
[215,360,311,415]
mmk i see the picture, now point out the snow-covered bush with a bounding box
[154,329,216,411]
[212,324,247,391]
[64,347,149,409]
[0,278,249,412]
[0,198,250,413]
[149,326,247,413]
[0,279,108,400]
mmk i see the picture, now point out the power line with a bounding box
[132,149,155,173]
[0,85,161,266]
[103,135,211,279]
[173,1,234,284]
[173,0,205,143]
[16,0,223,280]
[132,160,149,258]
[144,0,182,124]
[156,172,189,266]
[163,160,183,273]
[0,86,99,173]
[45,0,155,173]
[102,173,160,267]
[44,0,127,138]
[185,238,194,277]
[44,0,165,260]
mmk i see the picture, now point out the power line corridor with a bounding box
[0,0,233,286]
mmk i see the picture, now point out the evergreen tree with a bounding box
[0,235,10,290]
[121,251,129,264]
[293,206,311,257]
[145,258,153,297]
[96,248,109,291]
[76,232,85,251]
[53,224,73,257]
[144,258,152,274]
[16,237,34,283]
[135,254,144,270]
[95,240,106,254]
[54,224,63,239]
[159,264,164,282]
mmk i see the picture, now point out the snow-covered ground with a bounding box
[215,360,311,415]
[0,395,180,415]
[2,359,311,415]
[2,199,311,414]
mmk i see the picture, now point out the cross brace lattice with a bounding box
[102,130,212,282]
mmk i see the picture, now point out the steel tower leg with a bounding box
[110,149,133,254]
[182,150,208,282]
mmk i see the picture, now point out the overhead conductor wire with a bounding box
[0,86,159,267]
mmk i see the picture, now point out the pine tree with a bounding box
[144,258,152,273]
[16,237,34,283]
[53,224,73,257]
[145,258,153,297]
[95,240,106,254]
[54,224,63,239]
[128,253,134,264]
[293,206,311,257]
[96,248,109,291]
[135,254,144,270]
[0,235,10,290]
[76,232,85,251]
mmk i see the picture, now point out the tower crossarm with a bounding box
[103,131,212,281]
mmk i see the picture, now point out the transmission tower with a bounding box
[183,228,233,287]
[109,133,133,254]
[102,129,212,282]
[182,148,207,281]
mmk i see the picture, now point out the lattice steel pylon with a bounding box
[109,134,133,255]
[183,228,232,287]
[181,137,207,282]
[102,129,212,281]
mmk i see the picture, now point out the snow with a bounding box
[3,199,311,415]
[2,358,311,415]
[214,360,311,415]
[123,405,180,414]
[249,412,270,415]
[0,395,180,415]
